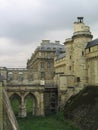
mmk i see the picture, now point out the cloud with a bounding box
[0,0,97,43]
[0,0,97,67]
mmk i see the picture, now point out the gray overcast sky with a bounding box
[0,0,97,68]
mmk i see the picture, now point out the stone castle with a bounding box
[0,17,98,119]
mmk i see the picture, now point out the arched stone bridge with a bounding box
[6,84,45,117]
[1,67,58,118]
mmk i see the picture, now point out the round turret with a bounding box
[73,17,93,38]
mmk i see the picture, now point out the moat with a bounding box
[17,113,80,130]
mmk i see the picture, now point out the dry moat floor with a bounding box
[17,113,81,130]
[12,96,80,130]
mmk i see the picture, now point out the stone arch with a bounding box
[24,93,37,116]
[9,92,21,101]
[9,93,21,116]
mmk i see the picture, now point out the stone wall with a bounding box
[86,45,98,85]
[3,89,20,130]
[0,82,3,130]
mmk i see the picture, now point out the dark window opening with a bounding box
[51,103,55,107]
[89,48,90,52]
[41,72,45,79]
[82,51,84,56]
[41,62,44,68]
[77,77,80,82]
[18,75,24,81]
[69,66,71,70]
[47,62,51,68]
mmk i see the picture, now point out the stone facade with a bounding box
[0,73,19,130]
[0,81,3,130]
[0,17,98,117]
[27,40,65,84]
[86,39,98,85]
[27,40,65,114]
[54,17,98,108]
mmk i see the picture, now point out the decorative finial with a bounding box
[77,17,84,23]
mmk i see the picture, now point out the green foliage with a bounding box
[11,98,19,115]
[17,113,81,130]
[25,96,33,114]
[12,96,81,130]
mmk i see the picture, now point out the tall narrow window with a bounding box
[69,66,71,70]
[18,72,23,81]
[41,72,45,79]
[47,53,51,58]
[89,48,90,52]
[47,62,51,68]
[82,51,84,56]
[41,62,44,68]
[8,72,13,81]
[77,77,80,82]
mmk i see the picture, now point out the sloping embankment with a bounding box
[3,89,20,130]
[64,86,98,130]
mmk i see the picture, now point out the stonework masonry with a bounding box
[0,82,3,130]
[0,74,19,130]
[0,17,98,120]
[54,17,98,108]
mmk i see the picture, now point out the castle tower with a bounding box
[64,17,93,90]
[64,38,73,75]
[72,17,93,88]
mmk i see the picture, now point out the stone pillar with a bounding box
[0,82,3,130]
[94,58,98,85]
[35,92,44,116]
[40,92,44,116]
[18,97,26,118]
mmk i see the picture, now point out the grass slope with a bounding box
[17,113,80,130]
[11,95,81,130]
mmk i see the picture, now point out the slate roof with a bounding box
[55,53,66,60]
[86,39,98,48]
[36,43,65,52]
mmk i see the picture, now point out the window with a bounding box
[41,52,44,57]
[89,48,90,52]
[70,56,71,59]
[8,72,13,81]
[69,66,71,70]
[41,62,44,68]
[47,47,50,50]
[82,51,84,56]
[47,62,51,68]
[41,72,45,79]
[47,53,51,58]
[28,75,33,81]
[18,74,24,81]
[77,77,80,82]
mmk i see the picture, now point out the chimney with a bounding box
[55,41,60,44]
[41,40,50,45]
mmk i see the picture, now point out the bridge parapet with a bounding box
[7,79,45,86]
